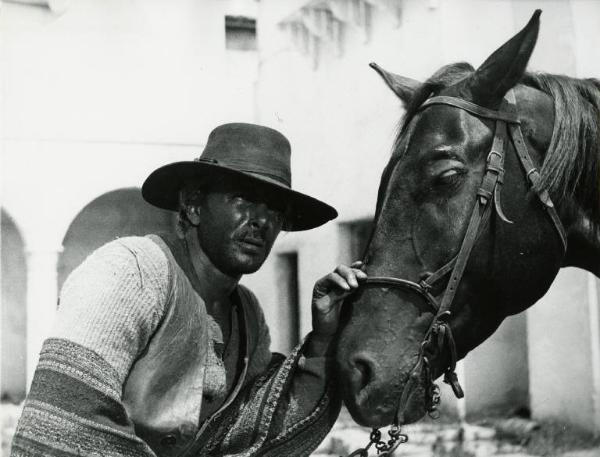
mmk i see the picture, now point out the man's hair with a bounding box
[176,184,205,238]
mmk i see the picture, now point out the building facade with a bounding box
[1,0,599,434]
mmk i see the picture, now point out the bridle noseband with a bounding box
[347,89,567,456]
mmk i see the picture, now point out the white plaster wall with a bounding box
[1,0,256,144]
[464,314,529,417]
[571,0,600,78]
[1,0,260,246]
[1,0,260,383]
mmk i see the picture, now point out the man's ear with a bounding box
[179,189,202,226]
[185,205,201,226]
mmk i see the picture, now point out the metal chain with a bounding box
[427,383,442,419]
[345,425,408,457]
[422,356,442,419]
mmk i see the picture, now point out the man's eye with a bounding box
[270,210,285,224]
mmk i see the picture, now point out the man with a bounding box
[11,123,366,457]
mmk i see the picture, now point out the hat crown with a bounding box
[200,123,292,188]
[141,122,338,230]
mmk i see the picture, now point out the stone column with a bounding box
[527,268,600,433]
[25,244,62,389]
[455,360,466,421]
[587,274,600,433]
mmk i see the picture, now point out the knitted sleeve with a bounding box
[10,237,171,457]
[52,237,171,382]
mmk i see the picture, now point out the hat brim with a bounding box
[142,161,338,231]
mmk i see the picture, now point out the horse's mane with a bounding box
[394,63,600,234]
[524,73,600,232]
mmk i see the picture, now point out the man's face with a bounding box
[195,178,285,276]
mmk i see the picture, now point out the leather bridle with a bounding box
[347,89,567,456]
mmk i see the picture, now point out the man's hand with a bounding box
[311,261,367,338]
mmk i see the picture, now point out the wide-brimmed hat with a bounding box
[142,122,338,231]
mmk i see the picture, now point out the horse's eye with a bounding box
[440,169,459,179]
[435,168,465,188]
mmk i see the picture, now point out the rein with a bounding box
[346,89,567,456]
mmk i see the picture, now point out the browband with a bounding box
[419,96,521,124]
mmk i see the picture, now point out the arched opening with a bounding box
[1,209,28,403]
[58,188,175,290]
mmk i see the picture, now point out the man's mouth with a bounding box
[243,236,264,246]
[237,237,265,250]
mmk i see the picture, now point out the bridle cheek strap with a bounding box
[504,90,568,250]
[362,89,568,426]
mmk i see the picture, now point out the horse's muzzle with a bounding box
[337,350,429,427]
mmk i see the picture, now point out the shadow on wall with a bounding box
[1,209,27,403]
[57,187,176,292]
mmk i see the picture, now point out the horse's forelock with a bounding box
[397,62,475,136]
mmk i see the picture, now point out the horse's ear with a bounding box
[369,62,420,105]
[468,10,541,108]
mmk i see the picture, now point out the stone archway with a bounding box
[58,188,175,291]
[1,209,28,403]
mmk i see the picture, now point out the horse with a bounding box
[335,9,600,442]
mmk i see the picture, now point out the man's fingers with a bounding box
[328,271,352,291]
[334,265,359,288]
[335,264,367,288]
[350,261,368,278]
[314,263,368,304]
[354,268,368,279]
[351,260,365,269]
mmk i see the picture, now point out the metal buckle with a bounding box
[526,167,540,184]
[486,149,502,163]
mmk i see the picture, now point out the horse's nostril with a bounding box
[354,360,372,390]
[350,353,378,392]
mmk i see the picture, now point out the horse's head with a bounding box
[336,11,595,427]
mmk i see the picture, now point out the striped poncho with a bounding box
[11,235,340,457]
